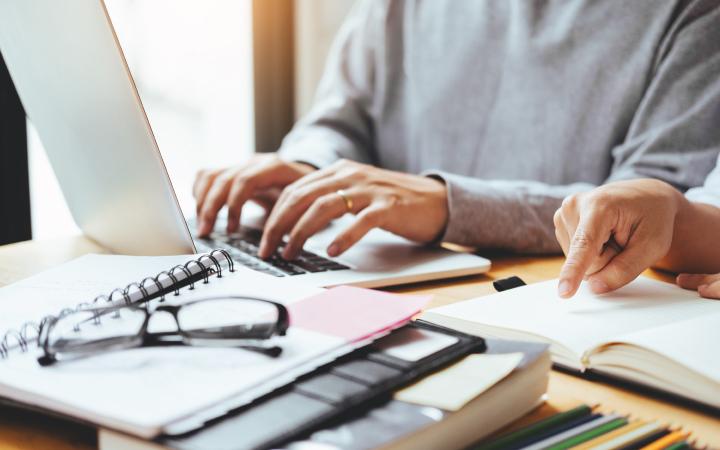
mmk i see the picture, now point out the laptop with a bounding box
[0,0,490,288]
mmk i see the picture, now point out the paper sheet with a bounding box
[394,353,523,411]
[288,286,430,341]
[0,327,343,438]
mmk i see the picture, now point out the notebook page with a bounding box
[0,327,342,438]
[424,277,718,363]
[0,254,324,355]
[0,254,199,337]
[608,311,720,384]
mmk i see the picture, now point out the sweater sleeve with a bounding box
[428,0,720,253]
[277,0,381,168]
[686,155,720,208]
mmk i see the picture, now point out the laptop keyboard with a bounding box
[196,227,350,277]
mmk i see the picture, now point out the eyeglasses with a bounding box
[37,296,289,366]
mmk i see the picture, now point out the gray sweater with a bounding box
[279,0,720,253]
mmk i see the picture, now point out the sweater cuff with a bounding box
[422,170,560,253]
[423,170,494,247]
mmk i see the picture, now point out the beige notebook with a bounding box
[422,277,720,409]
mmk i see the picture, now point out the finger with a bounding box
[272,167,339,218]
[282,193,354,260]
[259,176,353,258]
[555,226,570,256]
[585,242,621,277]
[252,188,281,213]
[555,207,620,279]
[553,209,570,255]
[193,169,220,215]
[585,237,659,294]
[328,204,387,257]
[559,206,616,277]
[197,170,235,236]
[270,160,357,216]
[280,163,338,193]
[676,273,720,290]
[225,175,256,234]
[223,164,277,233]
[227,163,308,233]
[557,209,613,298]
[697,279,720,300]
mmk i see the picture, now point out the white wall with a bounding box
[29,0,254,238]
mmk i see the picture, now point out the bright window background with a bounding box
[28,0,254,239]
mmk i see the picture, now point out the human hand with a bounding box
[676,273,720,299]
[193,154,316,236]
[554,179,683,298]
[257,159,449,260]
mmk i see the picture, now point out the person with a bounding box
[555,155,720,299]
[194,0,720,262]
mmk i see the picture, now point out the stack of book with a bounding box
[0,253,552,450]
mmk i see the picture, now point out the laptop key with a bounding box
[268,258,308,276]
[292,258,328,273]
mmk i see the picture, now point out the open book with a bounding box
[421,276,720,410]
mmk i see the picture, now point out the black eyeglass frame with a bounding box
[38,296,290,366]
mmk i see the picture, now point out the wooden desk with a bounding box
[0,237,718,449]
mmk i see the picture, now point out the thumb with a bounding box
[585,239,659,294]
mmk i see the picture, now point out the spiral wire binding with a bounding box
[0,249,234,359]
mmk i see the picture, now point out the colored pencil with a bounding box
[475,404,593,450]
[589,422,665,450]
[620,429,670,450]
[521,415,624,450]
[638,431,690,450]
[508,414,604,449]
[572,421,646,450]
[545,417,629,450]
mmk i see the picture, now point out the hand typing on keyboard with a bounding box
[194,157,449,262]
[193,154,315,237]
[257,160,449,260]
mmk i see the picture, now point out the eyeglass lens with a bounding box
[43,298,282,360]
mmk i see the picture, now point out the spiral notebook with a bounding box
[0,252,428,438]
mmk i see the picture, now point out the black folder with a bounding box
[158,321,487,450]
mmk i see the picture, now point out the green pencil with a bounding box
[475,404,593,450]
[545,417,628,450]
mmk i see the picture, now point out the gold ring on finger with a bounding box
[336,189,353,213]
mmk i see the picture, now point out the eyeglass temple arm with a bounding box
[142,333,283,357]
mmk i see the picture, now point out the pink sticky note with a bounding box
[288,286,431,342]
